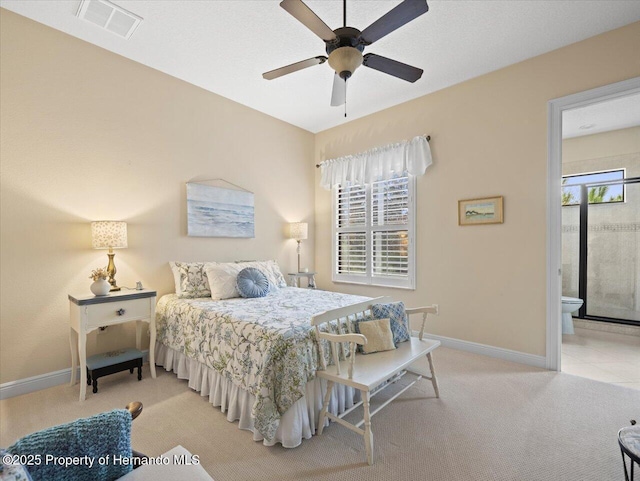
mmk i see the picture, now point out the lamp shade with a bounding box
[328,46,363,79]
[288,222,308,241]
[92,221,128,249]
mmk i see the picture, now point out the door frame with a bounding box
[546,76,640,371]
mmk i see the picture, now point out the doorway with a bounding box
[546,76,640,372]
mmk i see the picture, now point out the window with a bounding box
[333,175,415,289]
[562,169,625,206]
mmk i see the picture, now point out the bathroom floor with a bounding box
[562,326,640,390]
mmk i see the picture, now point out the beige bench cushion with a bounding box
[358,318,396,354]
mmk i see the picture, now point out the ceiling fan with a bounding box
[263,0,429,108]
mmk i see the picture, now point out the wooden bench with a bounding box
[312,297,440,465]
[86,348,143,394]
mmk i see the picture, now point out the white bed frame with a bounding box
[311,296,440,465]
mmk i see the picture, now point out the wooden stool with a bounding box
[86,348,143,394]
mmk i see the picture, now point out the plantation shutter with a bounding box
[372,177,410,279]
[333,176,415,288]
[336,184,367,276]
[337,232,367,275]
[337,184,366,228]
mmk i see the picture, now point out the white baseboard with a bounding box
[0,368,78,400]
[420,332,547,369]
[0,350,150,400]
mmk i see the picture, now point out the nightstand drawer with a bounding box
[87,298,151,328]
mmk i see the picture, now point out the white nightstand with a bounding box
[288,272,317,289]
[68,289,157,401]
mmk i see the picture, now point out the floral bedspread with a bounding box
[155,287,368,441]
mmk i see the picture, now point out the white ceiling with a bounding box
[2,0,640,133]
[563,93,640,139]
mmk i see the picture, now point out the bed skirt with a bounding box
[155,343,358,448]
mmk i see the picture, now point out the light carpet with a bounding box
[1,347,638,480]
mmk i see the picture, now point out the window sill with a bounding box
[331,279,416,290]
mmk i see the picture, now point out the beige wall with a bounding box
[314,22,640,357]
[0,10,315,383]
[563,126,640,165]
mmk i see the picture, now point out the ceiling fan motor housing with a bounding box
[326,27,364,79]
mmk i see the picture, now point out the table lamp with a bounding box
[287,222,308,273]
[91,221,127,291]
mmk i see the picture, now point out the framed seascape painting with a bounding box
[187,183,255,238]
[458,196,504,226]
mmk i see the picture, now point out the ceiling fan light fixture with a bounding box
[328,46,363,80]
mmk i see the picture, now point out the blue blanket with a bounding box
[8,409,132,481]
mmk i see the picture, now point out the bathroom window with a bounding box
[562,169,625,206]
[332,175,415,289]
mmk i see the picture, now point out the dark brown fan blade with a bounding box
[363,53,423,82]
[359,0,429,45]
[263,56,328,80]
[330,73,346,106]
[280,0,337,42]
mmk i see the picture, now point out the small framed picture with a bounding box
[458,196,504,226]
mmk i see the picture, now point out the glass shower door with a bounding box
[585,179,639,323]
[562,204,580,299]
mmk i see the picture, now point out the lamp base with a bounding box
[107,251,120,292]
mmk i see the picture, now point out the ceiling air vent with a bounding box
[76,0,142,39]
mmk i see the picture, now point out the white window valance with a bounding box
[319,135,432,190]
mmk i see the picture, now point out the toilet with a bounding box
[561,296,583,334]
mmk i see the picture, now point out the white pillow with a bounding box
[205,263,244,300]
[206,260,288,300]
[240,260,287,289]
[268,260,288,288]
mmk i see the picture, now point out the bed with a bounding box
[155,286,370,447]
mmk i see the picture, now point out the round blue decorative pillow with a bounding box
[236,267,269,298]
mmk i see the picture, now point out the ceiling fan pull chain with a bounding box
[344,79,348,118]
